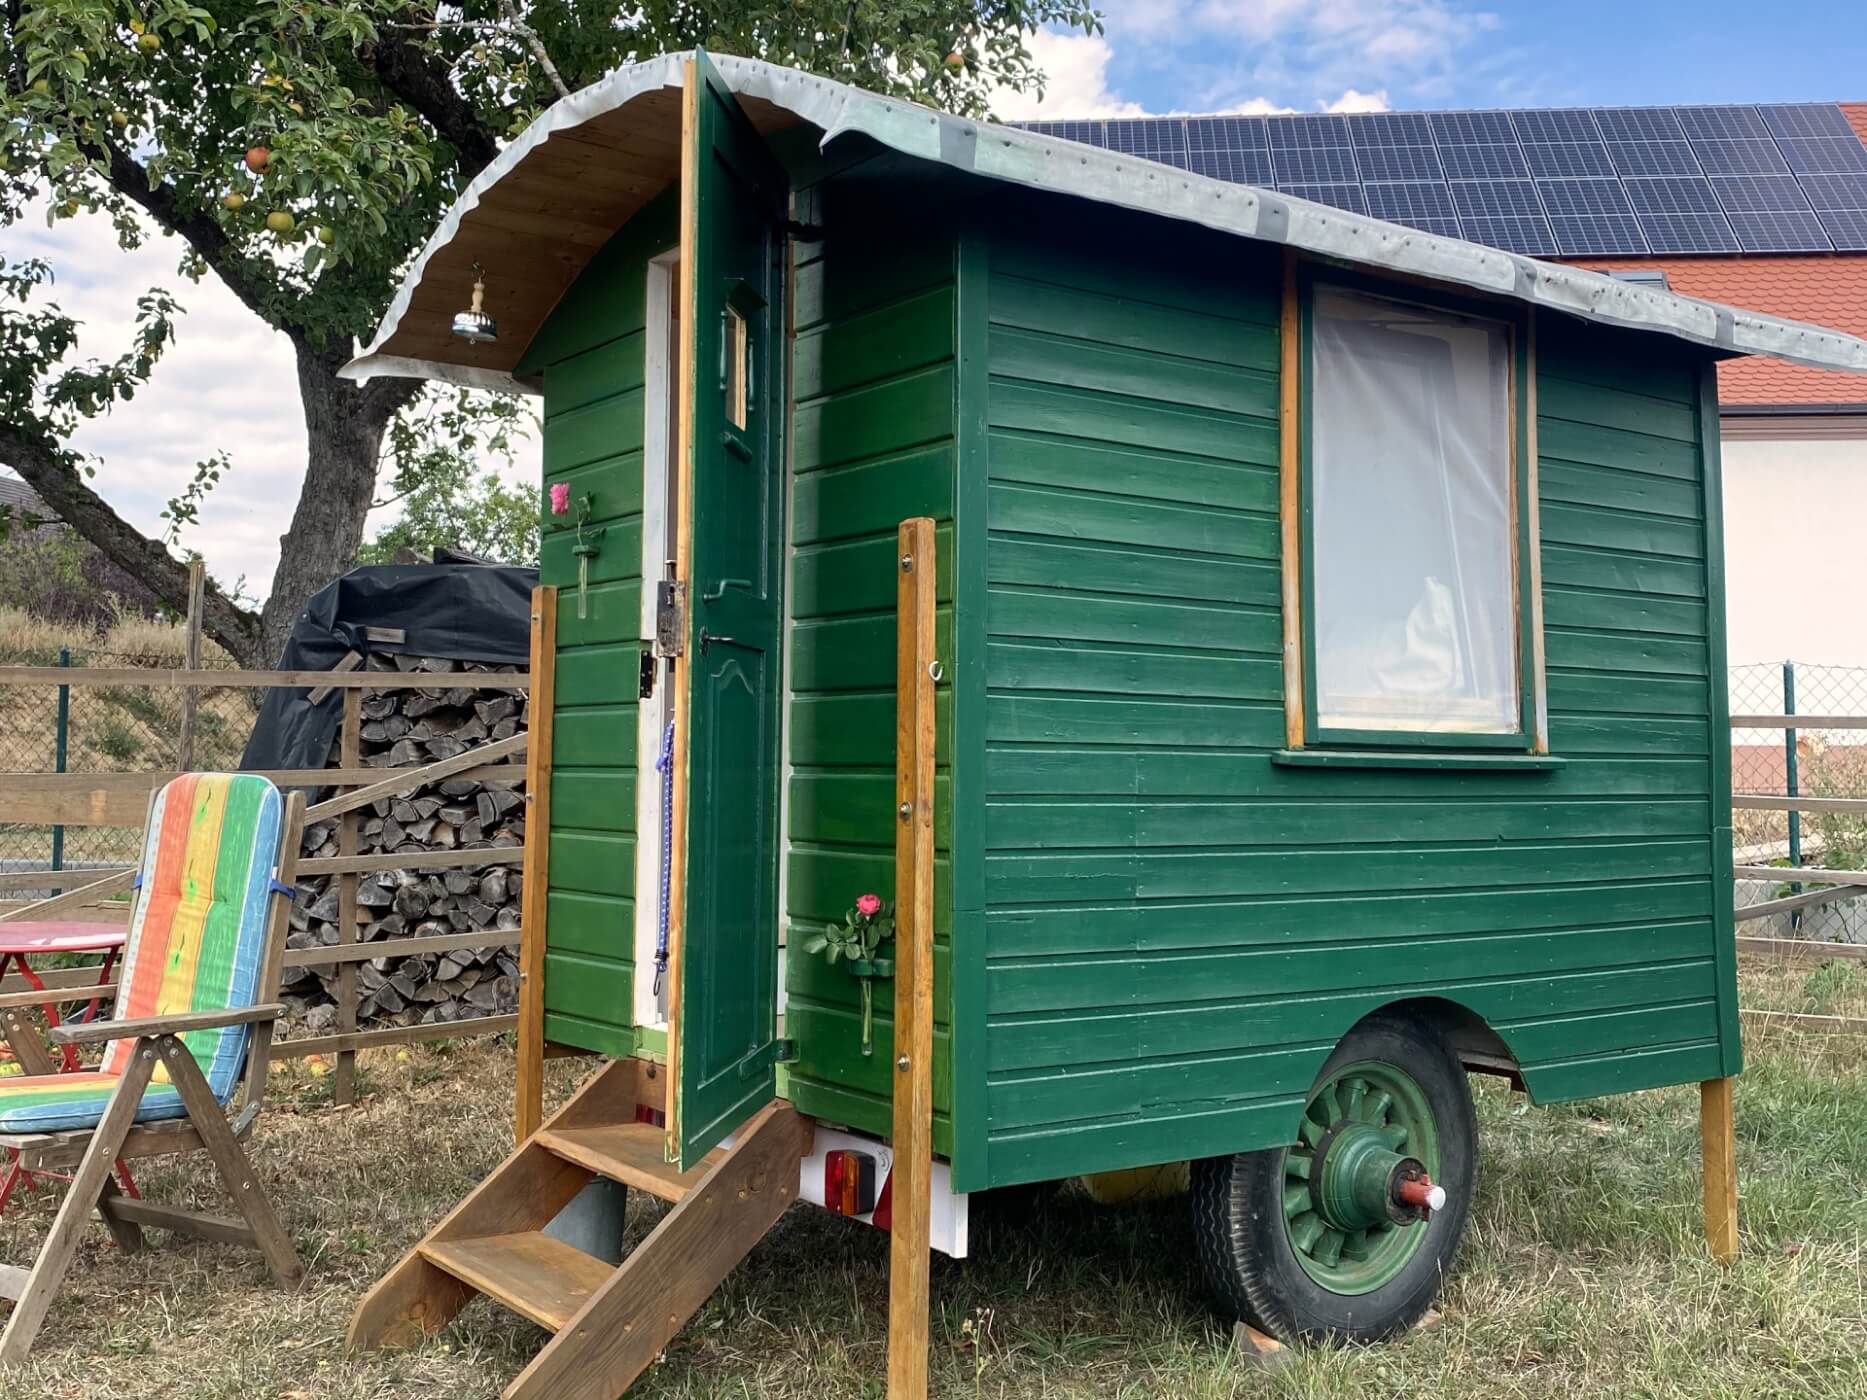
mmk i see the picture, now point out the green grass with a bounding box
[2,959,1864,1398]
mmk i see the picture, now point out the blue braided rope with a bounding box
[652,717,675,995]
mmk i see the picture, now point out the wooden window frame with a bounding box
[1282,259,1548,756]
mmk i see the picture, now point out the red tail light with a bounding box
[823,1149,878,1216]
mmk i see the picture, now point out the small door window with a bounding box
[724,305,749,430]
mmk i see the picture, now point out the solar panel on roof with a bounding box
[1023,119,1108,147]
[1267,114,1350,148]
[1364,182,1463,236]
[1674,106,1773,141]
[1689,138,1790,176]
[1594,107,1686,142]
[1105,119,1188,159]
[1510,109,1601,144]
[1452,178,1543,215]
[1353,144,1443,181]
[1186,147,1274,184]
[1536,178,1647,254]
[1623,176,1723,215]
[1817,208,1867,249]
[1186,116,1269,150]
[1439,143,1530,180]
[1621,178,1737,250]
[1758,103,1858,139]
[1430,111,1515,144]
[1277,182,1368,215]
[1273,147,1360,182]
[1347,112,1435,146]
[1800,172,1867,210]
[1607,140,1701,177]
[1779,137,1867,174]
[1522,142,1618,179]
[1449,179,1558,251]
[1722,208,1834,252]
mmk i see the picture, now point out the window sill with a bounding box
[1271,748,1566,772]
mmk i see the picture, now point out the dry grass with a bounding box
[0,958,1864,1399]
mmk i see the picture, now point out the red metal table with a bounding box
[0,922,134,1212]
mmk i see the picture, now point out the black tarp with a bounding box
[239,563,537,776]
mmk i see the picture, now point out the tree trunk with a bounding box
[254,342,412,665]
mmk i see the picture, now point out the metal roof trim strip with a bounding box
[341,52,1867,395]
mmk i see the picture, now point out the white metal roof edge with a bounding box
[342,51,1867,394]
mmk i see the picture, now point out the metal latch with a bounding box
[654,580,687,659]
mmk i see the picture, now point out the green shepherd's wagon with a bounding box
[344,53,1867,1398]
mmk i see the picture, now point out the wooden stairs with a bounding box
[349,1058,810,1400]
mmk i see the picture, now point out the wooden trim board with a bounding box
[516,586,558,1142]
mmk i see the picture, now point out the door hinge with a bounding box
[638,650,657,700]
[654,580,687,659]
[737,1039,792,1079]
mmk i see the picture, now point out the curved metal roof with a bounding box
[343,52,1867,395]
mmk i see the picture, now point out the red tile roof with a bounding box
[1568,104,1867,410]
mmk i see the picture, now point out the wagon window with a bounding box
[1306,284,1522,737]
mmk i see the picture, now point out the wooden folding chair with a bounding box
[0,774,307,1364]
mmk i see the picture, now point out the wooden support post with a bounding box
[1701,1077,1738,1263]
[886,517,937,1400]
[176,558,205,771]
[335,687,361,1106]
[515,586,558,1142]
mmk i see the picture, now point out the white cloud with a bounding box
[990,30,1149,119]
[1325,87,1391,113]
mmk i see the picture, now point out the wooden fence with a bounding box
[0,662,534,1103]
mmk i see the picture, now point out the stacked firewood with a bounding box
[279,654,527,1034]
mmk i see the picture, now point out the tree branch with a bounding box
[91,135,309,341]
[360,373,423,425]
[0,428,263,665]
[368,30,502,179]
[499,0,572,101]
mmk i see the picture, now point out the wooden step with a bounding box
[534,1122,723,1203]
[418,1232,614,1333]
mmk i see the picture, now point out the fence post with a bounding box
[176,557,205,772]
[1783,661,1800,925]
[51,647,70,874]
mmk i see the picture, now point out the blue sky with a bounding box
[995,1,1867,120]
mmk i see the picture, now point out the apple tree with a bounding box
[0,0,1099,665]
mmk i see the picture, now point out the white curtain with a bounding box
[1310,285,1518,734]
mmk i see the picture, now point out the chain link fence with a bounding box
[0,648,256,878]
[1731,660,1867,943]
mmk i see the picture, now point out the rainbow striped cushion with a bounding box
[0,774,284,1135]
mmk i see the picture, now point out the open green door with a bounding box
[666,51,788,1169]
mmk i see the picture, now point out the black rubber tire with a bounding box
[1189,1011,1477,1343]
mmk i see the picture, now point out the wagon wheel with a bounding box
[1190,1011,1477,1343]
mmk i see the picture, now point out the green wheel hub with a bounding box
[1282,1059,1440,1294]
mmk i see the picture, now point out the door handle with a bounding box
[699,628,763,654]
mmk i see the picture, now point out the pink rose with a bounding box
[856,893,882,918]
[548,482,570,515]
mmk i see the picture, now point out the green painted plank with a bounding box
[543,333,646,415]
[1542,714,1710,756]
[1498,999,1718,1062]
[1536,374,1699,443]
[1540,460,1702,521]
[989,379,1277,465]
[983,879,1714,958]
[988,326,1279,420]
[541,517,642,588]
[985,921,1715,1018]
[549,830,634,898]
[984,836,1710,904]
[1541,586,1707,640]
[985,429,1279,507]
[983,746,1710,799]
[789,691,954,768]
[989,586,1282,655]
[986,640,1283,703]
[983,796,1709,851]
[1537,417,1700,481]
[542,949,633,1023]
[790,444,956,545]
[552,580,642,648]
[790,610,955,694]
[542,389,646,474]
[989,227,1280,327]
[786,845,953,927]
[1525,1040,1722,1103]
[986,694,1286,749]
[985,1094,1299,1186]
[989,483,1279,562]
[788,771,954,852]
[1545,669,1709,718]
[539,454,646,529]
[1543,628,1708,679]
[787,935,953,1018]
[781,1075,955,1159]
[555,644,639,708]
[552,768,637,832]
[1535,323,1699,402]
[792,525,954,619]
[792,364,954,472]
[989,273,1280,369]
[793,233,951,331]
[794,284,955,400]
[553,705,637,767]
[1540,502,1705,561]
[544,889,634,961]
[1540,543,1705,600]
[987,535,1281,607]
[542,1011,635,1059]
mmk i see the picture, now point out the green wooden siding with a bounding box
[780,183,959,1157]
[972,204,1735,1187]
[518,190,680,1058]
